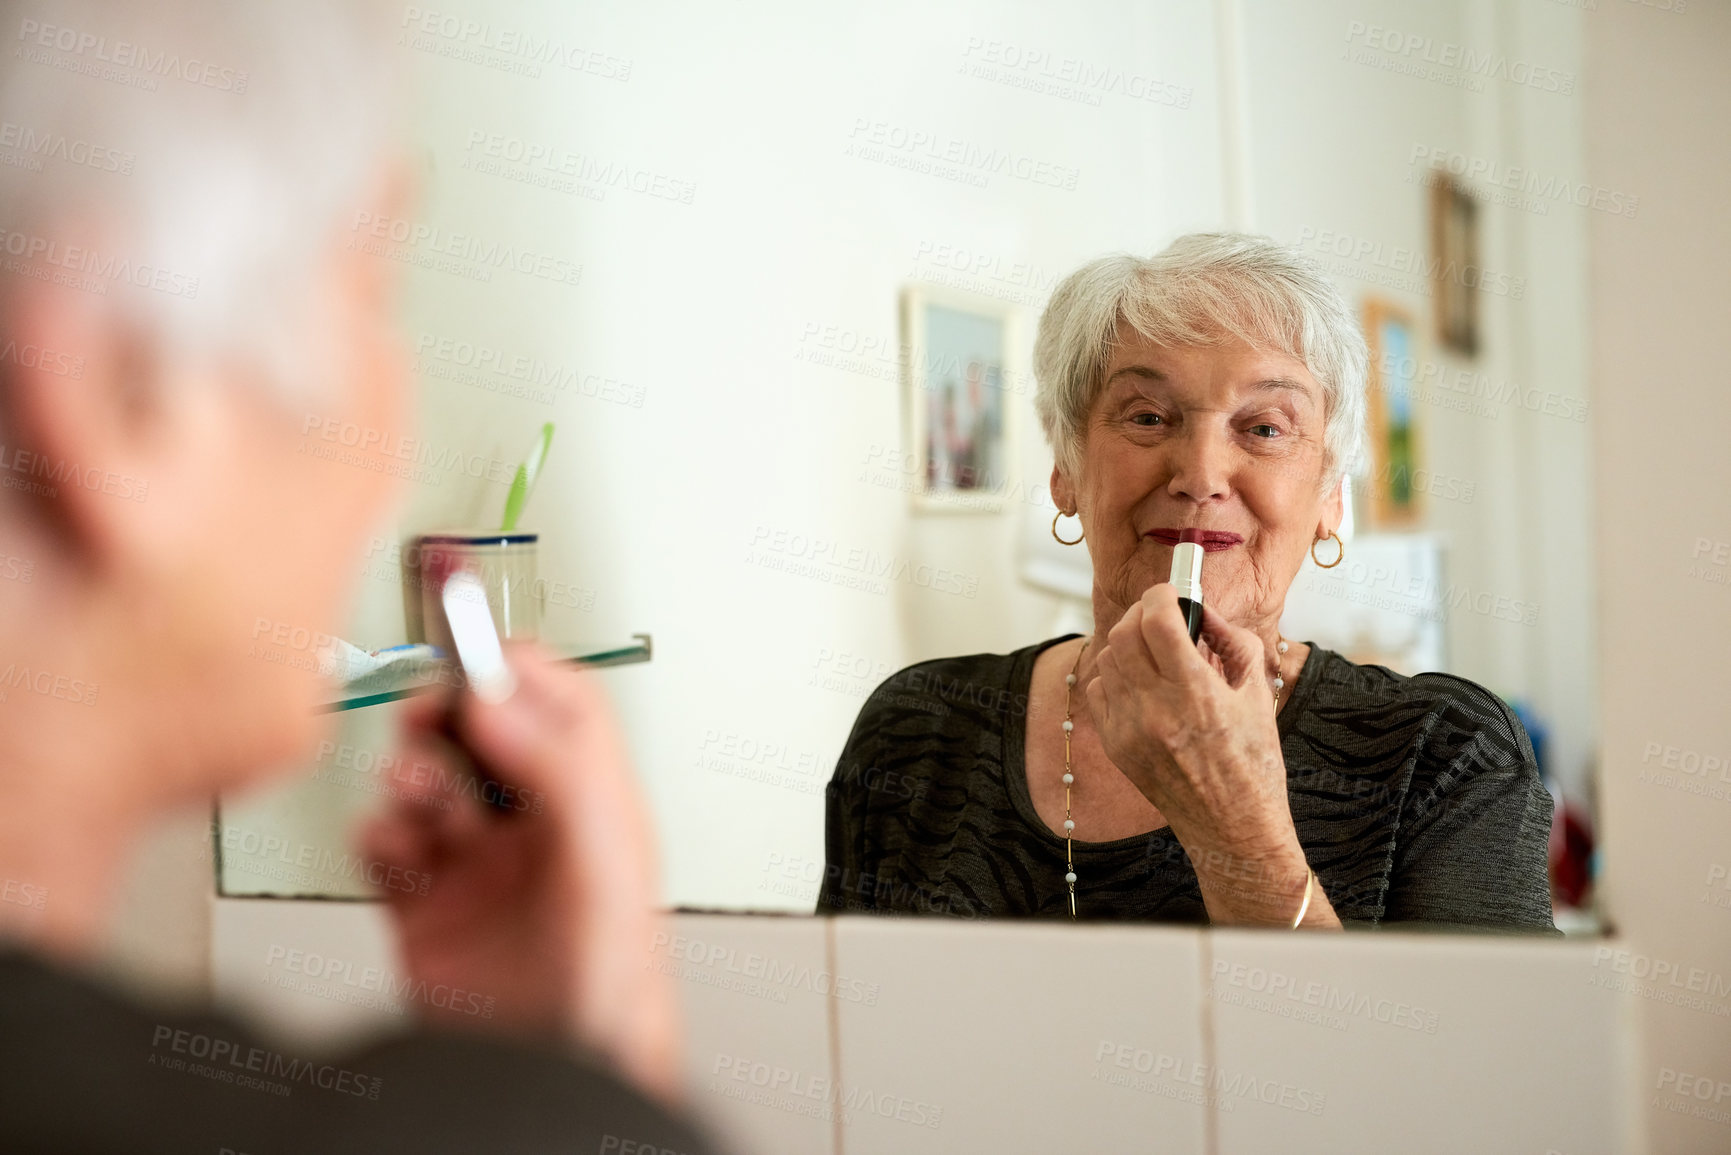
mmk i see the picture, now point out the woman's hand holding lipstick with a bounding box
[1083,585,1340,928]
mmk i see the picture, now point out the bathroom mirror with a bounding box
[219,0,1601,936]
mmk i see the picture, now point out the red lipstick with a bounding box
[1147,528,1243,552]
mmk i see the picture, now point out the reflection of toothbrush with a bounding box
[500,422,554,532]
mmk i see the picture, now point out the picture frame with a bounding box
[1362,297,1421,528]
[1430,172,1480,356]
[899,284,1022,513]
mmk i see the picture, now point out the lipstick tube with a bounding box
[1170,530,1204,644]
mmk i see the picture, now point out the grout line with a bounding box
[1199,930,1219,1155]
[824,917,846,1155]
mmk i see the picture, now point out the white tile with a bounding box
[1207,930,1641,1155]
[832,917,1207,1155]
[210,897,404,1051]
[666,912,837,1155]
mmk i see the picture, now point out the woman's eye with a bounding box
[1130,412,1164,427]
[1249,423,1280,438]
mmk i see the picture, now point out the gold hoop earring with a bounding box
[1311,531,1344,569]
[1051,510,1084,546]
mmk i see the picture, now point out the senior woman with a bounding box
[819,233,1556,932]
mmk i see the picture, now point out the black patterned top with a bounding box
[818,634,1559,932]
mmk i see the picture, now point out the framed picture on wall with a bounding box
[900,285,1020,512]
[1362,297,1421,528]
[1430,172,1480,356]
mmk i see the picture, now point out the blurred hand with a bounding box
[361,644,683,1103]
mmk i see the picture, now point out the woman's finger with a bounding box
[1136,583,1208,681]
[1082,675,1108,730]
[1196,601,1265,689]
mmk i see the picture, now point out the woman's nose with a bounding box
[1164,426,1233,502]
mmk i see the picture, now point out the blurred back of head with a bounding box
[0,0,399,408]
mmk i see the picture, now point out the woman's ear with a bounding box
[1049,463,1076,515]
[1317,473,1346,538]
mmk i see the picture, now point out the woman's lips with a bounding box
[1147,528,1244,552]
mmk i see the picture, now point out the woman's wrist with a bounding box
[1185,834,1317,927]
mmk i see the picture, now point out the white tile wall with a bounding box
[211,900,1640,1154]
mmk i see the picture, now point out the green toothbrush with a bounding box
[500,422,554,532]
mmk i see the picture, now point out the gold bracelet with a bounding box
[1290,868,1316,929]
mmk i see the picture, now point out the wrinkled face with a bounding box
[1052,321,1342,630]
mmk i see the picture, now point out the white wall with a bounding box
[1584,2,1731,1151]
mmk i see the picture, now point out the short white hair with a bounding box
[1033,232,1367,488]
[0,0,399,407]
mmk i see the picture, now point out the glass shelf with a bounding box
[318,633,653,713]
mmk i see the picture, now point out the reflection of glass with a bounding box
[416,532,544,652]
